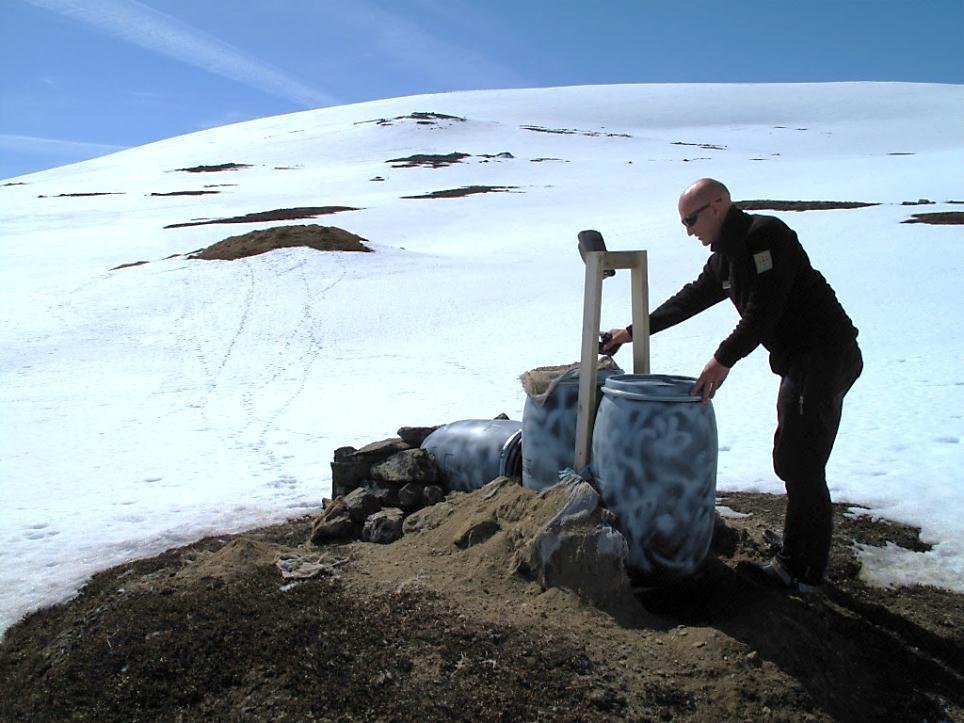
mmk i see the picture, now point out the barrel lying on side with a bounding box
[421,419,523,492]
[590,374,718,580]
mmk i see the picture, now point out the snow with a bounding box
[1,82,963,634]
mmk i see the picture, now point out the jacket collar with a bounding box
[710,205,752,254]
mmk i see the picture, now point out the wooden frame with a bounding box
[573,250,649,470]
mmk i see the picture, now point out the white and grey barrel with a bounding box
[590,374,718,580]
[521,367,622,491]
[421,419,523,492]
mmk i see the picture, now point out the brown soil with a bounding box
[401,186,520,200]
[521,126,631,139]
[386,153,470,168]
[164,206,360,229]
[673,142,727,151]
[173,163,252,173]
[110,260,150,271]
[1,487,960,722]
[38,192,124,198]
[190,225,372,261]
[359,112,467,127]
[736,200,879,211]
[901,212,964,225]
[150,190,221,197]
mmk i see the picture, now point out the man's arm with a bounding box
[603,258,726,353]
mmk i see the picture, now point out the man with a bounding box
[603,178,862,592]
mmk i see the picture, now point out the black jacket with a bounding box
[638,206,857,374]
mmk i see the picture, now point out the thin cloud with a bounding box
[336,0,530,91]
[22,0,336,108]
[0,133,127,157]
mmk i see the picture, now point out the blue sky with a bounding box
[2,0,962,179]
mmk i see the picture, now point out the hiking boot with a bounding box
[738,556,822,594]
[761,528,783,552]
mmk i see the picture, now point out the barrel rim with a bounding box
[601,373,703,403]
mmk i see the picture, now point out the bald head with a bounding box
[680,178,731,208]
[678,178,732,246]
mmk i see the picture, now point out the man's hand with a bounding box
[692,356,730,403]
[601,327,631,354]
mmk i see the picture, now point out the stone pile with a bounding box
[310,425,446,546]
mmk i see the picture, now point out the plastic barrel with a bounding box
[421,419,523,492]
[522,367,622,491]
[590,374,718,580]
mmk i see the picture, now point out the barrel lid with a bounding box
[600,374,702,402]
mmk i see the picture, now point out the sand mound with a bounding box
[190,224,372,261]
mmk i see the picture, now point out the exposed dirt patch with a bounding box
[477,152,514,162]
[901,212,964,225]
[173,163,252,173]
[386,152,470,168]
[1,489,960,722]
[164,206,360,229]
[902,199,935,206]
[521,125,631,138]
[38,192,124,198]
[736,200,880,211]
[401,186,520,200]
[1,181,27,187]
[888,152,916,156]
[189,225,372,261]
[150,190,221,197]
[109,260,150,271]
[530,157,567,163]
[359,112,467,127]
[673,141,727,151]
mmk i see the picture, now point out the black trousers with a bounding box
[772,340,863,583]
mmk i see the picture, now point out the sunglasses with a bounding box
[681,200,716,228]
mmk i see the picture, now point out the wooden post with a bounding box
[573,249,650,471]
[574,252,604,471]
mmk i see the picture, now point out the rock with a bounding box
[397,425,440,446]
[710,512,739,557]
[330,438,414,496]
[402,502,453,535]
[520,475,631,605]
[363,508,405,544]
[353,438,413,463]
[369,481,401,507]
[398,482,425,511]
[309,501,357,545]
[454,519,501,549]
[422,484,445,506]
[344,486,381,523]
[370,449,438,484]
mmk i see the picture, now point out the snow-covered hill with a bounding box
[1,82,962,633]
